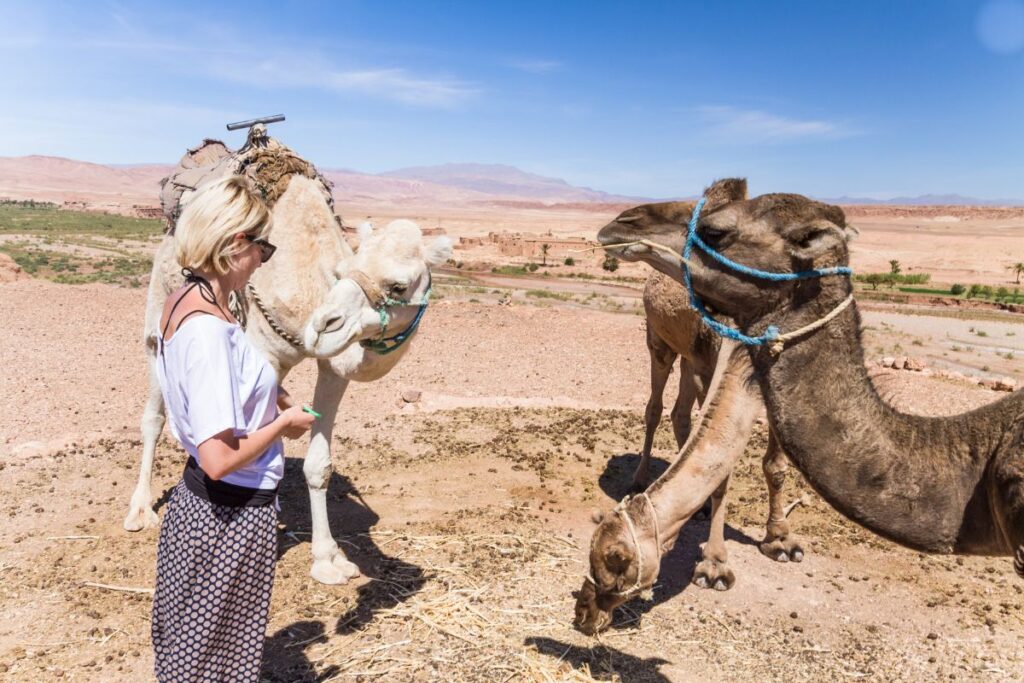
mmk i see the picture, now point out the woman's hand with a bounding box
[279,405,317,439]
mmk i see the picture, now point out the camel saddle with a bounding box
[159,124,335,233]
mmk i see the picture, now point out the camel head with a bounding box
[596,179,748,281]
[597,178,856,327]
[573,502,660,635]
[304,219,452,357]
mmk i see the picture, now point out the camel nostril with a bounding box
[322,316,342,333]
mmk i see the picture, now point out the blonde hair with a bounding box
[174,175,272,275]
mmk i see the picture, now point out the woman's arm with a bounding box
[197,405,314,480]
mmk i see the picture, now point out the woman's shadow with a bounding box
[595,452,758,630]
[261,457,428,679]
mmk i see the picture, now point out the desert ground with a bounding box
[1,187,1024,682]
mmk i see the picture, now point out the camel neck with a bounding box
[746,279,997,552]
[645,344,763,551]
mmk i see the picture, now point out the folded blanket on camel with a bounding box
[159,130,334,233]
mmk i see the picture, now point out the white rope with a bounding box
[573,240,685,259]
[767,293,854,356]
[585,493,661,600]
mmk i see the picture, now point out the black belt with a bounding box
[183,456,278,508]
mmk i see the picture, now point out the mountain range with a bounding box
[0,155,1020,208]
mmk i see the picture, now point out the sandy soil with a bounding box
[2,278,1023,682]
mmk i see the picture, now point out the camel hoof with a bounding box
[309,557,358,585]
[760,536,805,563]
[310,556,360,585]
[692,559,736,591]
[123,506,159,532]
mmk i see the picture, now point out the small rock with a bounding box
[793,625,804,633]
[881,356,896,368]
[993,377,1016,392]
[790,611,798,619]
[904,357,926,371]
[401,388,422,404]
[927,632,939,640]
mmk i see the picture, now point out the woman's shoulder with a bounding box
[163,312,240,348]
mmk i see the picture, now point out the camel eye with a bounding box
[390,282,408,295]
[699,225,728,245]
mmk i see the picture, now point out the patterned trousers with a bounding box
[152,481,278,683]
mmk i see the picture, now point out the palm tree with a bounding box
[540,243,551,267]
[1008,262,1024,285]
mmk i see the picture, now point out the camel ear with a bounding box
[702,178,747,211]
[590,509,605,525]
[843,224,859,242]
[423,236,453,267]
[604,541,632,574]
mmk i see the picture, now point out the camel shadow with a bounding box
[598,452,713,518]
[261,620,338,682]
[275,457,428,636]
[525,636,671,682]
[597,452,671,500]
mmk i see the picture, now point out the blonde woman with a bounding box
[150,176,315,682]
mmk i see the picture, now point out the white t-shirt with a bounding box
[157,315,284,489]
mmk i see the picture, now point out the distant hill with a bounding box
[382,163,646,204]
[2,154,1021,211]
[0,155,171,207]
[0,155,645,209]
[823,193,1024,207]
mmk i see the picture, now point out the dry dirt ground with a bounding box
[2,277,1023,683]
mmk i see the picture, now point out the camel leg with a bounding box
[635,327,677,491]
[759,427,805,562]
[691,476,736,591]
[124,359,164,531]
[306,361,360,585]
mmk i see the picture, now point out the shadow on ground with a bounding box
[261,620,338,683]
[256,457,427,679]
[525,636,671,682]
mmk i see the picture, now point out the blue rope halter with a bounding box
[360,273,432,356]
[682,196,853,346]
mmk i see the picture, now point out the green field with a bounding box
[0,203,163,286]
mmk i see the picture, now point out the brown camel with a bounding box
[574,251,803,634]
[577,178,1024,633]
[635,270,803,564]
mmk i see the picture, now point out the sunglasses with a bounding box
[243,234,277,263]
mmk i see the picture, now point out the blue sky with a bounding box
[1,0,1022,199]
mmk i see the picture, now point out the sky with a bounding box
[1,0,1022,199]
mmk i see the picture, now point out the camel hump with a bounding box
[158,135,335,235]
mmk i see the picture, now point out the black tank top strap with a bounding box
[158,280,224,356]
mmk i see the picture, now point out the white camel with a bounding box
[124,132,452,585]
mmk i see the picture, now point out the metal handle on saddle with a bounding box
[226,114,286,131]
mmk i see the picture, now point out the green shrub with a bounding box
[563,257,575,266]
[602,255,619,272]
[950,283,966,296]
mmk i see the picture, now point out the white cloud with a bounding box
[507,59,563,74]
[209,58,478,108]
[696,105,858,144]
